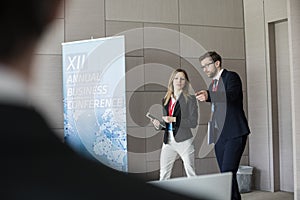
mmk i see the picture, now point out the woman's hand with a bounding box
[162,116,176,123]
[151,119,161,129]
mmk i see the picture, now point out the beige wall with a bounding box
[245,0,300,196]
[30,0,248,181]
[288,0,300,199]
[244,0,286,191]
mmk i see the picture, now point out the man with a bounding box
[195,51,250,200]
[0,1,203,199]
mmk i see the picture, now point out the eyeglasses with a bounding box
[201,61,215,70]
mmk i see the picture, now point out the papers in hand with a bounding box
[207,120,219,145]
[146,112,166,128]
[207,120,214,144]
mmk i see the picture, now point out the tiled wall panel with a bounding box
[30,0,248,182]
[179,0,244,28]
[65,0,105,41]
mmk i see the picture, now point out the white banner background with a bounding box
[62,36,127,172]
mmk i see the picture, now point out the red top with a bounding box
[168,98,176,116]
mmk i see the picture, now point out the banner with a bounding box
[62,36,127,172]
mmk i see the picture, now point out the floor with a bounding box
[241,190,294,200]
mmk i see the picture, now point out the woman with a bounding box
[151,68,198,180]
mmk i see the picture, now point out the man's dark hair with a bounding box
[199,51,222,67]
[0,1,61,61]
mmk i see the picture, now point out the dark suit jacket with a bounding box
[161,94,198,144]
[207,69,250,141]
[0,103,204,200]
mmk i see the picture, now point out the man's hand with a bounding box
[195,90,208,102]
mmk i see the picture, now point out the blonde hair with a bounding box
[163,68,191,106]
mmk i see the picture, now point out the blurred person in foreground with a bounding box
[0,1,206,199]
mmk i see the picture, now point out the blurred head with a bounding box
[199,51,222,78]
[0,1,62,69]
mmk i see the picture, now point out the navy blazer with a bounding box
[207,69,250,140]
[161,93,198,144]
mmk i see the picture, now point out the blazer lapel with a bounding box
[163,100,169,116]
[172,94,183,116]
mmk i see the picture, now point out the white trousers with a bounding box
[159,132,196,180]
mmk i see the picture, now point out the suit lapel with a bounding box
[173,94,182,116]
[218,69,228,91]
[163,100,169,116]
